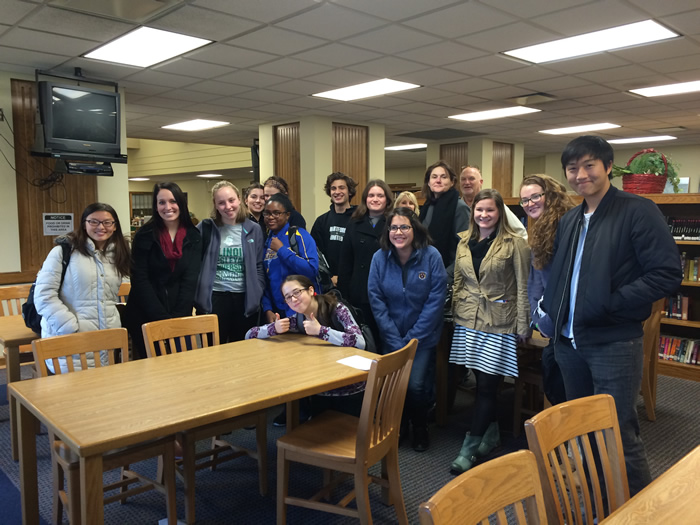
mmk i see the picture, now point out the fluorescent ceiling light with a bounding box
[129,178,150,181]
[539,123,620,135]
[162,119,229,131]
[630,80,700,97]
[385,144,427,151]
[609,135,676,144]
[312,79,420,101]
[448,106,541,122]
[85,27,211,68]
[197,173,222,178]
[504,20,678,64]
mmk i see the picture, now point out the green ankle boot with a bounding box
[450,433,482,474]
[476,422,501,458]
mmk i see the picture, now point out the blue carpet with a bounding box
[0,383,7,405]
[0,465,48,525]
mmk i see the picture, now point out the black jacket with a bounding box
[125,222,202,325]
[542,185,682,345]
[337,213,386,307]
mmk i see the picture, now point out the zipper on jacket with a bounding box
[554,216,582,342]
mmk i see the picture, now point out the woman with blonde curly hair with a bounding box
[519,174,576,405]
[393,190,420,213]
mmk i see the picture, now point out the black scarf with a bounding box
[419,187,459,267]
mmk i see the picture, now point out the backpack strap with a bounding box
[286,226,299,254]
[57,241,72,288]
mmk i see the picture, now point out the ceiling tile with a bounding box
[304,69,376,88]
[216,70,289,88]
[347,56,428,77]
[0,45,69,69]
[402,3,515,39]
[236,89,300,104]
[61,57,141,80]
[391,86,461,103]
[292,43,381,67]
[480,0,591,19]
[269,79,337,97]
[122,84,171,98]
[627,0,700,17]
[124,69,199,88]
[445,55,525,77]
[191,0,319,23]
[431,93,503,109]
[184,80,253,96]
[251,58,333,78]
[276,3,386,40]
[0,27,97,55]
[438,77,506,95]
[330,0,459,22]
[281,95,340,108]
[152,89,222,104]
[397,42,487,66]
[660,9,700,35]
[534,1,646,35]
[150,5,260,41]
[644,54,700,75]
[392,68,466,88]
[154,58,235,79]
[485,66,562,85]
[228,27,327,55]
[185,43,278,68]
[342,25,441,55]
[542,54,631,75]
[20,6,134,41]
[611,38,700,63]
[3,0,38,25]
[457,22,557,54]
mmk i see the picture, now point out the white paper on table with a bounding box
[337,355,373,371]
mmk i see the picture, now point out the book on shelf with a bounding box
[663,293,691,320]
[679,252,700,282]
[659,335,700,365]
[667,217,700,241]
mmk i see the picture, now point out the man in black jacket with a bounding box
[310,172,357,284]
[541,136,682,496]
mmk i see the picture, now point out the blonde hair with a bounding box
[393,191,420,214]
[211,181,248,225]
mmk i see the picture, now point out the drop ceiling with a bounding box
[2,0,700,171]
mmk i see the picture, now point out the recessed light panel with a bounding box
[384,144,428,151]
[312,79,420,101]
[504,20,678,64]
[197,174,222,178]
[539,123,620,135]
[448,107,541,122]
[85,27,211,68]
[129,177,150,181]
[162,119,229,131]
[630,80,700,97]
[609,135,676,144]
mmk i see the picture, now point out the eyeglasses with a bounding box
[389,224,412,233]
[262,210,288,218]
[519,193,544,207]
[283,288,306,303]
[86,219,115,228]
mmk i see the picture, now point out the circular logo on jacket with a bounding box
[418,271,426,280]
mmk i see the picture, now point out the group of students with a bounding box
[31,135,682,492]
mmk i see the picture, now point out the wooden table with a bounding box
[601,444,700,524]
[0,315,40,461]
[10,334,375,525]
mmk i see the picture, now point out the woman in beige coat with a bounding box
[449,189,530,474]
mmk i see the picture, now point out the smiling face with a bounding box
[84,211,115,249]
[263,184,281,202]
[366,185,387,215]
[263,201,290,233]
[214,186,240,225]
[428,166,453,196]
[396,198,415,212]
[565,154,611,205]
[520,183,546,221]
[474,198,500,238]
[460,167,483,202]
[329,179,350,207]
[156,189,180,226]
[246,188,265,215]
[282,280,314,316]
[389,215,414,253]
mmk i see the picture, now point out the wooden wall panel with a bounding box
[439,142,469,175]
[4,79,97,283]
[273,122,301,210]
[492,141,514,198]
[332,123,368,205]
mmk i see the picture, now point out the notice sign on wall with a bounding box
[43,213,73,236]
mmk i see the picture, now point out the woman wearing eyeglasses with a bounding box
[449,189,530,474]
[519,175,576,406]
[124,182,202,359]
[262,193,318,324]
[34,203,130,372]
[368,208,447,452]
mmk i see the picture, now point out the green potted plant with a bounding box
[612,148,681,194]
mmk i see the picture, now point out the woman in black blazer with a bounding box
[125,182,202,359]
[337,179,393,352]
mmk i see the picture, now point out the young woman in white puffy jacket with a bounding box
[34,202,131,372]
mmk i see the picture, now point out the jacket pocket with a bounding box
[488,300,516,329]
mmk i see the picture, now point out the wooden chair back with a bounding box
[0,284,32,317]
[356,338,417,465]
[117,282,131,303]
[525,394,629,525]
[32,328,129,377]
[418,449,547,525]
[141,314,219,358]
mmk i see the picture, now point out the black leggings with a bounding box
[470,370,502,437]
[211,291,256,343]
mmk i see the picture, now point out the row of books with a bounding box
[659,335,700,365]
[679,252,699,282]
[667,217,700,240]
[662,294,690,320]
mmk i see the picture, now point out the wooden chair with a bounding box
[524,394,629,525]
[276,339,418,525]
[32,328,177,525]
[117,281,130,304]
[141,314,268,525]
[0,284,34,366]
[418,450,548,525]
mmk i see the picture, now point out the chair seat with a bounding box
[277,410,358,464]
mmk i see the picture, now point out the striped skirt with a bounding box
[449,323,519,377]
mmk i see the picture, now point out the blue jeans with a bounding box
[407,345,436,407]
[554,336,651,496]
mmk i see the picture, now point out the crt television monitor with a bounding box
[37,81,121,158]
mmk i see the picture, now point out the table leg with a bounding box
[80,454,104,524]
[286,400,299,430]
[182,432,197,525]
[17,401,39,525]
[7,345,21,461]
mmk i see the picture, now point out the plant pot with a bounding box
[622,173,667,194]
